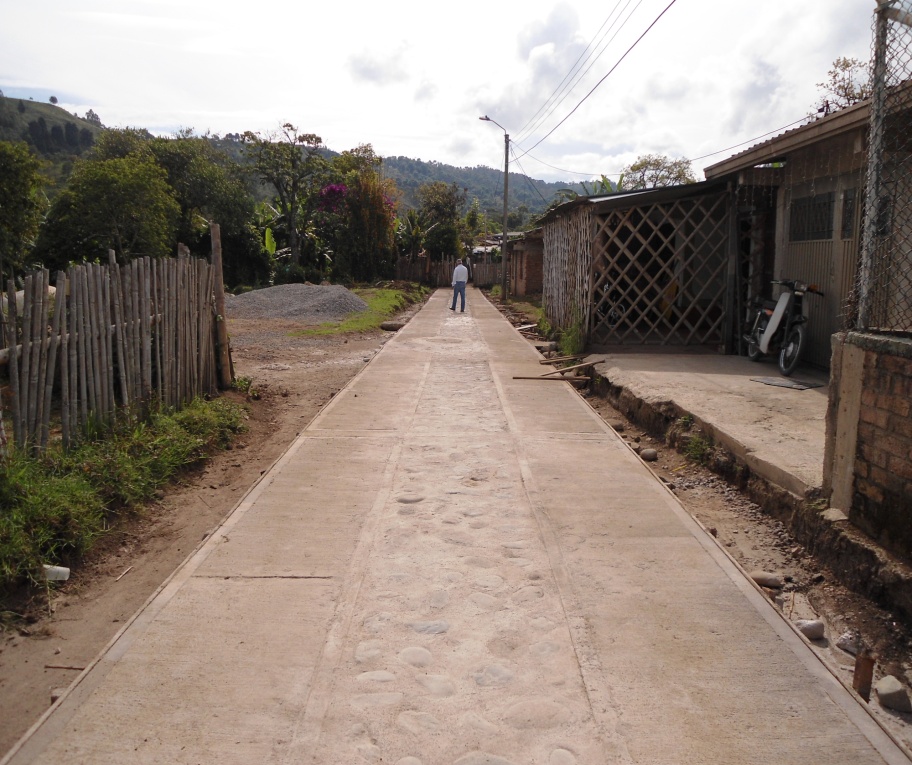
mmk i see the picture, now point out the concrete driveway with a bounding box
[3,288,906,765]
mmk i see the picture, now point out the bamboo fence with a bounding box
[2,251,222,455]
[395,257,502,288]
[542,205,593,332]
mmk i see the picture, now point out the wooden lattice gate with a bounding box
[588,192,731,346]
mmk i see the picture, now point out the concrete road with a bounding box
[4,288,908,765]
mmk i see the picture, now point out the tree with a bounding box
[620,154,696,190]
[0,141,48,282]
[815,56,872,114]
[49,96,58,105]
[331,173,399,281]
[417,181,466,261]
[34,154,180,268]
[241,124,327,268]
[396,209,429,260]
[84,109,103,127]
[148,131,250,245]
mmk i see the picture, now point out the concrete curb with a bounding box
[590,366,912,624]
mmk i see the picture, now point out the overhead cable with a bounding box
[514,0,640,143]
[513,0,679,161]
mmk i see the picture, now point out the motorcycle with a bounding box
[743,278,824,376]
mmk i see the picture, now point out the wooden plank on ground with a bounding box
[540,361,592,377]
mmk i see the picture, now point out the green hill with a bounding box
[0,95,103,192]
[1,100,586,219]
[380,156,587,220]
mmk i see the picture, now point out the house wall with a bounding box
[825,332,912,561]
[770,130,866,368]
[542,206,593,332]
[509,238,543,297]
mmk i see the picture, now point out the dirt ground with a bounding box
[1,292,910,757]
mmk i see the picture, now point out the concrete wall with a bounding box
[825,332,912,561]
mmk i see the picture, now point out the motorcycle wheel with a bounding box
[778,324,805,376]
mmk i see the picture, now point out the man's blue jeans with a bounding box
[451,281,466,311]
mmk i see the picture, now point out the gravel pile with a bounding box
[226,284,368,322]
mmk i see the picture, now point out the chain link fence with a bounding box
[856,1,912,333]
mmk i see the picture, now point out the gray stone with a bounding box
[355,639,383,663]
[357,670,396,683]
[454,753,518,765]
[461,711,499,734]
[875,675,912,712]
[550,750,578,765]
[795,619,826,640]
[409,620,450,634]
[350,692,404,708]
[469,592,500,612]
[475,574,504,590]
[397,710,442,734]
[398,646,433,667]
[835,631,859,656]
[640,448,659,461]
[821,508,848,522]
[396,759,424,765]
[381,321,406,331]
[512,585,545,602]
[749,570,784,589]
[531,640,561,657]
[473,664,514,687]
[417,674,456,696]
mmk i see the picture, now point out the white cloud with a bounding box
[0,0,876,182]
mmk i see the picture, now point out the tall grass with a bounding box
[0,397,246,592]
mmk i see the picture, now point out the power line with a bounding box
[517,113,814,180]
[514,0,679,161]
[514,0,640,143]
[682,115,811,163]
[509,145,550,205]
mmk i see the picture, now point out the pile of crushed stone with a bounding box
[225,284,368,322]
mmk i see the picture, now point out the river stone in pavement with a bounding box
[304,312,605,763]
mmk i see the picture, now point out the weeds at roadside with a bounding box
[0,397,247,596]
[682,434,713,465]
[294,283,430,336]
[558,317,586,356]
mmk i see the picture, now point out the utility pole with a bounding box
[480,116,510,303]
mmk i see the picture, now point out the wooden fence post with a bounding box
[209,223,233,389]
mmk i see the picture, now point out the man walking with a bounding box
[450,258,468,312]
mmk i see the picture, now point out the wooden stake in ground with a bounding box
[852,647,875,702]
[209,222,233,390]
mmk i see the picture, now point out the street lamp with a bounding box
[480,115,509,303]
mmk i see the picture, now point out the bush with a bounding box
[0,397,246,591]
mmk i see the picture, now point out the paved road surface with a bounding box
[4,288,908,765]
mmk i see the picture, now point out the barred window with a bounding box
[841,188,856,240]
[789,192,835,241]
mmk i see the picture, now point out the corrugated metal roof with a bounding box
[537,179,729,225]
[703,99,871,179]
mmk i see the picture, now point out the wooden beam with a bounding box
[540,361,592,377]
[539,354,587,364]
[512,375,590,382]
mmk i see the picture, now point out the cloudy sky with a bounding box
[0,0,875,183]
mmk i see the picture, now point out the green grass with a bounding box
[294,283,430,336]
[558,317,586,356]
[0,397,247,592]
